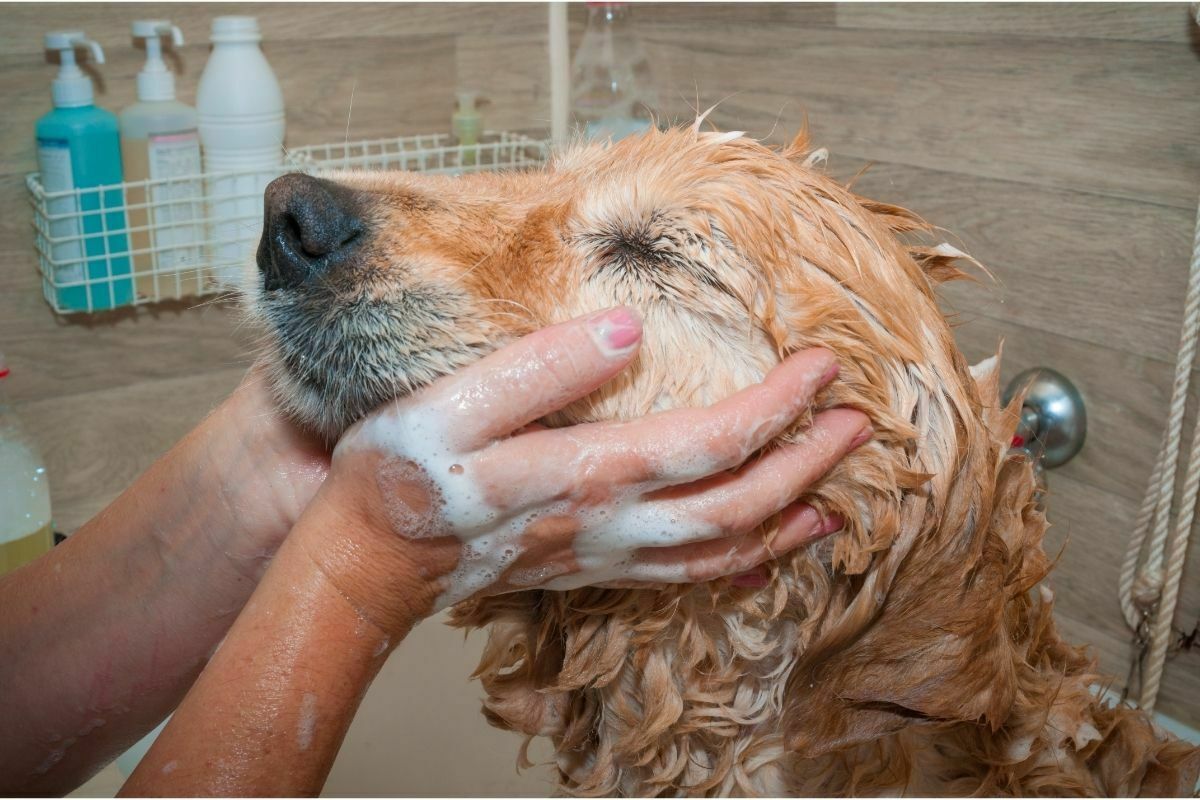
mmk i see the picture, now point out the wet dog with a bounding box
[246,126,1200,795]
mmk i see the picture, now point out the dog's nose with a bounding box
[257,173,364,291]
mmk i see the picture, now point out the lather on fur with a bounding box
[248,126,1200,796]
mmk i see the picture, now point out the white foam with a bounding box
[346,389,808,608]
[297,692,318,751]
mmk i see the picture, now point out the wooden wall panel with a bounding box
[834,157,1193,365]
[0,2,547,55]
[835,2,1196,43]
[642,25,1200,208]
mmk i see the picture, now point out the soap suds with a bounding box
[297,692,318,751]
[348,381,817,607]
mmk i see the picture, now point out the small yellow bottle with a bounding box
[452,91,483,168]
[0,355,54,575]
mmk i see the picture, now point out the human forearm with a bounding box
[0,377,327,794]
[120,486,405,797]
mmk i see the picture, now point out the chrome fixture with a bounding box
[1002,368,1087,476]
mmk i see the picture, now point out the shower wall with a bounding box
[1,3,1196,794]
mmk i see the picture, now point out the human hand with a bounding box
[295,307,870,635]
[195,366,331,577]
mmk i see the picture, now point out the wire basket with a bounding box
[27,131,550,315]
[291,130,549,173]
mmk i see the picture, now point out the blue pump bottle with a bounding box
[35,31,132,312]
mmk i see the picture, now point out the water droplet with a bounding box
[449,463,464,475]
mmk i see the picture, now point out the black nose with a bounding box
[257,173,365,291]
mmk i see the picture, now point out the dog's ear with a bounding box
[781,436,1048,759]
[758,167,1041,758]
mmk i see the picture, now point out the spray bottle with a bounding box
[36,31,133,312]
[120,20,204,300]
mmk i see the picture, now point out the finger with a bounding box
[645,408,870,537]
[474,348,840,510]
[624,503,844,585]
[549,409,866,564]
[542,504,840,590]
[425,306,643,450]
[613,347,841,484]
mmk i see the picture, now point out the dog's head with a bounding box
[247,125,979,559]
[246,127,1062,793]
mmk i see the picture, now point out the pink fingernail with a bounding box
[821,360,840,384]
[588,306,643,356]
[820,513,846,534]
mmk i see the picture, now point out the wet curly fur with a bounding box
[248,126,1200,795]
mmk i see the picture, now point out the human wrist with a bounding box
[200,374,330,559]
[291,453,462,635]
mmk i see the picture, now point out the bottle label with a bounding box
[148,131,202,181]
[147,131,203,270]
[35,138,85,285]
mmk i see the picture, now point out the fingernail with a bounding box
[588,306,642,356]
[820,359,840,385]
[850,424,873,449]
[819,512,845,534]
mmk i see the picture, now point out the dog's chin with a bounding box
[265,350,444,442]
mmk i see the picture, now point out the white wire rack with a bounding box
[292,130,549,174]
[26,131,550,315]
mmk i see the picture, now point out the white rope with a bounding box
[1118,192,1200,713]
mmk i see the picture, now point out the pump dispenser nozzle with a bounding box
[44,30,104,108]
[131,20,184,103]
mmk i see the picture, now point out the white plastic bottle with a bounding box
[195,16,285,286]
[570,2,659,142]
[120,20,204,301]
[0,355,53,575]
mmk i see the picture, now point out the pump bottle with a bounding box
[451,91,484,168]
[120,20,204,301]
[36,31,133,312]
[0,355,54,575]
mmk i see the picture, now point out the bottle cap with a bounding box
[455,91,479,114]
[210,16,262,44]
[131,20,184,102]
[44,30,103,108]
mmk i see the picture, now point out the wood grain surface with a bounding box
[1,3,1196,783]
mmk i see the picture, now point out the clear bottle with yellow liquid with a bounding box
[0,355,54,574]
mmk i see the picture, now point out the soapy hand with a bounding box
[301,307,871,634]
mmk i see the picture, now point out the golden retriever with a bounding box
[246,125,1200,796]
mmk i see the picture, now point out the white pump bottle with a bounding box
[119,20,203,300]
